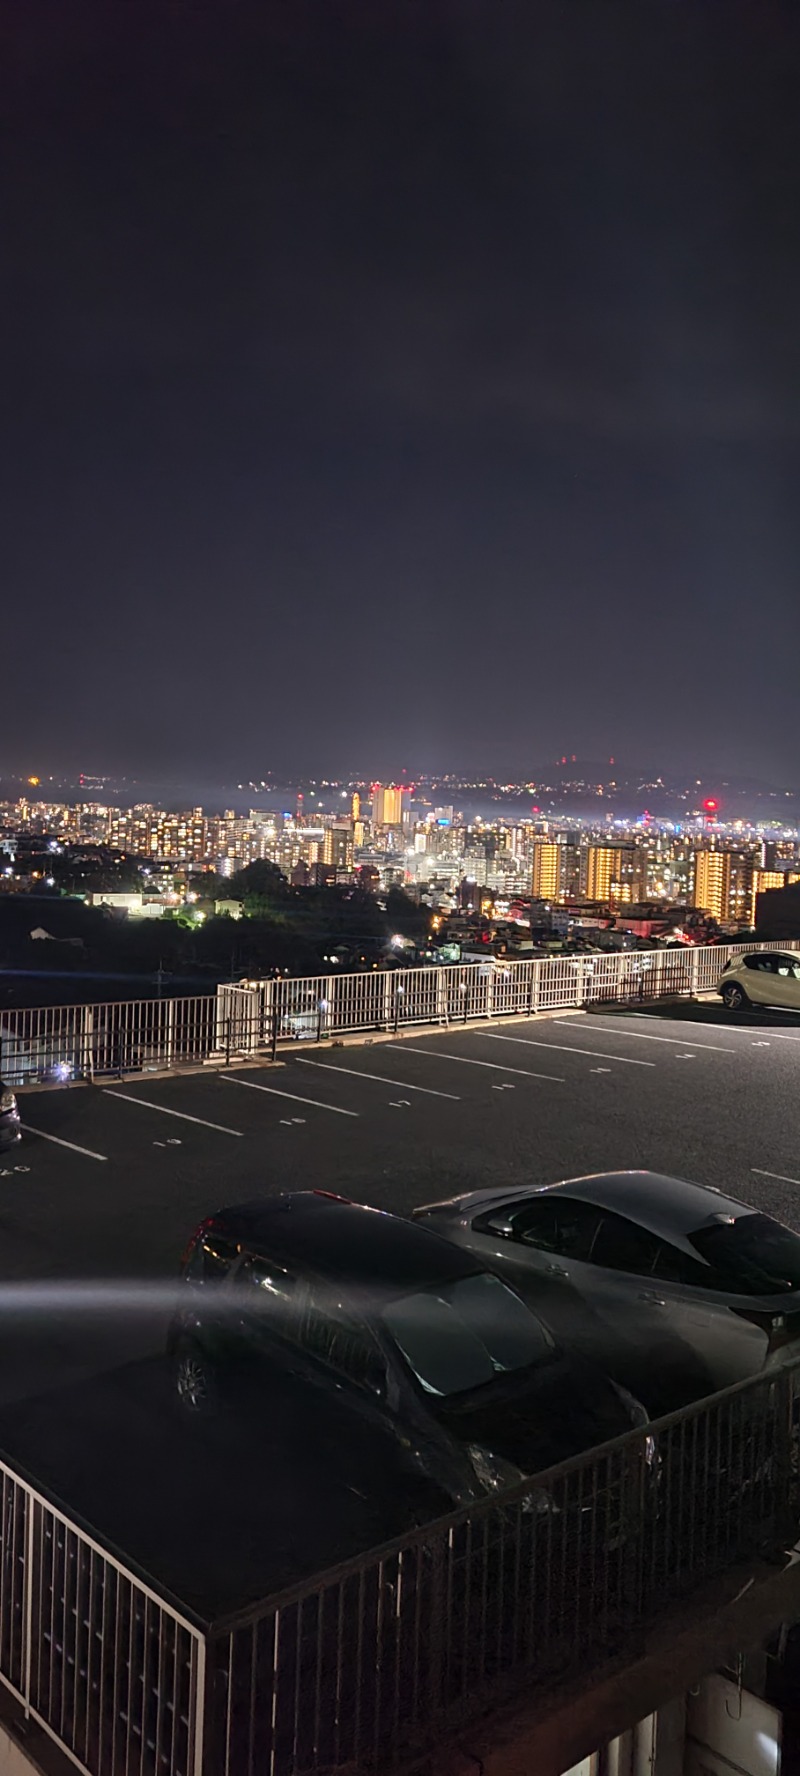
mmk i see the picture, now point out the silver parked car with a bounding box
[718,950,800,1014]
[413,1172,800,1414]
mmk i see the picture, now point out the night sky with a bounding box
[3,2,800,785]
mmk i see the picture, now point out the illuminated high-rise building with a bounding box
[693,849,754,925]
[693,850,729,920]
[584,846,617,903]
[322,826,354,871]
[749,869,798,926]
[371,783,404,827]
[530,841,561,901]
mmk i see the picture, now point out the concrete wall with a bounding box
[558,1680,781,1776]
[685,1674,780,1776]
[0,1719,42,1774]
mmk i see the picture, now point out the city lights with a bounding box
[0,775,798,950]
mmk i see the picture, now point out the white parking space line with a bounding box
[20,1125,108,1162]
[103,1090,243,1136]
[631,1014,800,1043]
[752,1167,800,1188]
[387,1045,564,1083]
[555,1020,736,1054]
[483,1032,655,1068]
[220,1076,359,1117]
[295,1058,460,1100]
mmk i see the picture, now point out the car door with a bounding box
[769,955,800,1010]
[582,1214,769,1407]
[742,954,781,1006]
[557,1208,713,1408]
[229,1250,305,1372]
[648,1239,765,1392]
[473,1194,626,1366]
[293,1283,392,1423]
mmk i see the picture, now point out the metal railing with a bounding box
[1,939,796,1085]
[0,1361,795,1774]
[0,1460,206,1776]
[206,1359,799,1774]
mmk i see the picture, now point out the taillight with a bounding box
[732,1306,800,1351]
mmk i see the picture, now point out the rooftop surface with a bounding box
[0,995,798,1617]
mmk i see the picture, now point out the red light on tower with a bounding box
[704,798,718,814]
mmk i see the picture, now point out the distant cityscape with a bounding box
[3,771,800,954]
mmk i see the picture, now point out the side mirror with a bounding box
[485,1215,515,1238]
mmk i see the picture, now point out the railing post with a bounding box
[81,1005,94,1082]
[165,997,176,1071]
[214,985,229,1055]
[319,977,334,1041]
[690,946,700,998]
[528,959,540,1015]
[22,1490,34,1719]
[773,1367,797,1546]
[191,1635,207,1776]
[225,1018,231,1068]
[394,982,405,1034]
[485,967,494,1019]
[426,1537,446,1723]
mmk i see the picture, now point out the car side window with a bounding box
[589,1212,662,1276]
[297,1290,386,1396]
[514,1197,602,1260]
[746,954,776,973]
[650,1241,727,1291]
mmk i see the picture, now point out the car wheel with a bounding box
[721,981,749,1011]
[174,1342,220,1417]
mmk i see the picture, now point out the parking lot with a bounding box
[2,996,800,1614]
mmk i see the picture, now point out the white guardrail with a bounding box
[0,939,796,1084]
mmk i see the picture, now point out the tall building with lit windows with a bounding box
[322,826,354,871]
[584,846,618,903]
[749,869,800,926]
[371,784,404,827]
[693,850,729,920]
[530,841,561,901]
[693,849,754,925]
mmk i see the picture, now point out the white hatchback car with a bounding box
[717,949,800,1013]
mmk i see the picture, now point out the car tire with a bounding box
[174,1340,221,1418]
[721,981,749,1011]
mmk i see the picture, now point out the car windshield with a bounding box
[689,1213,800,1296]
[382,1272,554,1397]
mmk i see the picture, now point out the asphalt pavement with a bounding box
[2,996,799,1615]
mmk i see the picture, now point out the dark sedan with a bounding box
[168,1191,649,1507]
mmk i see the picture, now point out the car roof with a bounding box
[212,1192,480,1296]
[537,1171,756,1245]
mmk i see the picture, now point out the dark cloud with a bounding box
[2,1,800,782]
